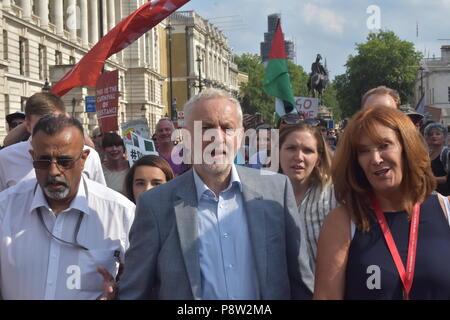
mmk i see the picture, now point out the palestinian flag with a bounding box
[263,19,295,117]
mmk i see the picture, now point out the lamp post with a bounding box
[71,98,76,117]
[419,66,425,96]
[196,57,203,92]
[166,23,176,121]
[172,98,177,122]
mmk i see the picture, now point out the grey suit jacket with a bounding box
[118,166,312,300]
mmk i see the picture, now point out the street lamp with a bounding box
[196,57,203,92]
[419,66,425,96]
[165,23,175,121]
[71,98,76,117]
[172,98,177,121]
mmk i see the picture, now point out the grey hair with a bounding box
[424,122,448,138]
[156,118,175,131]
[183,88,243,127]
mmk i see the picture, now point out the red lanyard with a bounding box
[370,194,420,300]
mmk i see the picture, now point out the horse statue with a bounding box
[307,54,329,100]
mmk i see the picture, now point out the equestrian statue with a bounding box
[307,54,329,100]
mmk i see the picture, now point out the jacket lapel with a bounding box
[174,171,202,300]
[238,168,267,297]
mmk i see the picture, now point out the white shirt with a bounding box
[0,177,135,300]
[0,139,106,191]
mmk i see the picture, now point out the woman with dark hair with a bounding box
[314,106,450,300]
[424,122,450,196]
[102,132,129,194]
[123,155,174,203]
[279,122,338,292]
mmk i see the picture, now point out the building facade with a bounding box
[0,2,242,141]
[167,10,240,125]
[0,0,171,142]
[415,45,450,125]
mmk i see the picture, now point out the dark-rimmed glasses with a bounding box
[32,151,84,171]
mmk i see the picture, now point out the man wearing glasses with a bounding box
[0,92,106,191]
[0,115,135,299]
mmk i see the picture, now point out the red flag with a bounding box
[268,21,287,60]
[51,0,190,96]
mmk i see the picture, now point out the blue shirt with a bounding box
[193,165,260,300]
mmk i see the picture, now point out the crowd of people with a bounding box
[0,84,449,300]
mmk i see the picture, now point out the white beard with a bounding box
[43,185,70,200]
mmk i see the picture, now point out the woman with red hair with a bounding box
[314,106,450,300]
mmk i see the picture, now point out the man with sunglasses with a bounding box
[0,92,106,192]
[0,115,135,299]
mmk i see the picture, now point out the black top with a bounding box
[431,155,450,196]
[345,195,450,299]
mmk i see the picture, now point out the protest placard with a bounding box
[125,131,159,167]
[121,118,150,144]
[294,97,320,119]
[96,70,119,132]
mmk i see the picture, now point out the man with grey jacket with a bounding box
[117,88,312,300]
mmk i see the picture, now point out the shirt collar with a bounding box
[192,164,242,202]
[29,177,91,215]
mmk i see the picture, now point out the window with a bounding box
[55,50,63,65]
[19,37,28,76]
[145,32,150,65]
[39,45,47,80]
[69,56,76,65]
[149,79,155,102]
[21,97,28,112]
[120,76,125,97]
[448,87,450,102]
[2,30,8,60]
[4,95,10,120]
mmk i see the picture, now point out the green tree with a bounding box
[335,30,422,118]
[322,82,341,122]
[234,53,273,122]
[287,61,309,97]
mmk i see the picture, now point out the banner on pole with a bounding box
[96,70,119,132]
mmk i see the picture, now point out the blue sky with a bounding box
[179,0,450,80]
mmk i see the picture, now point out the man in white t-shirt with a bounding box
[0,92,105,191]
[0,115,135,299]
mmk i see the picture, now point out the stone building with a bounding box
[415,45,450,124]
[166,10,240,126]
[0,0,169,142]
[0,1,242,142]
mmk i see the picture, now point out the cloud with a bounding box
[180,0,450,78]
[302,3,346,36]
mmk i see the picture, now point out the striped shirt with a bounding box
[298,183,338,275]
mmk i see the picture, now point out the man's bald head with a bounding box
[361,86,401,109]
